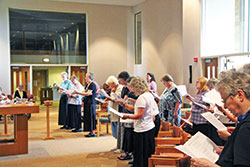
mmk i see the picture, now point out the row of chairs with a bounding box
[149,121,192,167]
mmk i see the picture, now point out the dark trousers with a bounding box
[192,123,210,137]
[83,103,96,132]
[69,104,82,130]
[122,127,134,153]
[154,114,161,137]
[58,94,69,126]
[133,128,155,167]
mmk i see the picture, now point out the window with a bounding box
[9,9,87,64]
[135,12,142,64]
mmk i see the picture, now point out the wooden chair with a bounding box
[155,125,183,146]
[96,103,109,136]
[148,155,190,167]
[158,121,173,137]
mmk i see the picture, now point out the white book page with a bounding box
[175,132,220,163]
[109,107,123,117]
[95,98,106,104]
[98,89,111,99]
[120,114,134,123]
[176,85,188,96]
[203,89,224,107]
[112,93,125,103]
[192,101,207,109]
[179,116,193,126]
[201,112,227,131]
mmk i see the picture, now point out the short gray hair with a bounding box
[87,73,94,80]
[216,71,250,99]
[61,72,68,77]
[129,76,149,95]
[207,78,218,88]
[238,63,250,75]
[106,75,119,85]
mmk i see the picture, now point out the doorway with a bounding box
[11,66,30,95]
[33,70,48,100]
[204,58,218,79]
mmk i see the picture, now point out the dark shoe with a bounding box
[72,129,82,132]
[60,126,67,129]
[118,154,132,160]
[128,159,134,165]
[65,127,72,130]
[85,133,96,137]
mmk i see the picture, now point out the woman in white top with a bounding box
[105,75,123,152]
[122,77,157,167]
[67,76,84,132]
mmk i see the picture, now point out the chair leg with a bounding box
[106,123,109,134]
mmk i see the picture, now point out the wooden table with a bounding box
[0,104,39,156]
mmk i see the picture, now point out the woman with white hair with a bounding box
[58,72,72,129]
[191,71,250,167]
[105,75,123,152]
[122,77,157,167]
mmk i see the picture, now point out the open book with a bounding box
[201,112,227,131]
[98,89,111,99]
[176,85,188,97]
[112,93,125,103]
[109,107,134,123]
[175,132,220,163]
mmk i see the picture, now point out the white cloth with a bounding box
[134,92,156,133]
[109,84,123,122]
[68,81,84,105]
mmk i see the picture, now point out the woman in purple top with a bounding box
[185,77,210,137]
[146,72,157,93]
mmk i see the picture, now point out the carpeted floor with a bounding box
[0,103,130,167]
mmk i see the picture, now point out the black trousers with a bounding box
[58,94,69,126]
[83,103,96,132]
[192,123,210,137]
[122,127,134,153]
[133,128,155,167]
[154,114,161,137]
[68,104,82,130]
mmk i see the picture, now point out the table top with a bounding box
[0,104,39,115]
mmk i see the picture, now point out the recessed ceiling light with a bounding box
[43,58,50,62]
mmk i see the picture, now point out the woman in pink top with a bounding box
[146,72,157,93]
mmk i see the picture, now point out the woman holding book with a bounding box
[75,73,97,137]
[58,72,72,129]
[105,75,123,152]
[122,77,157,167]
[191,71,250,167]
[185,77,210,137]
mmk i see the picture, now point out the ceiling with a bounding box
[51,0,146,6]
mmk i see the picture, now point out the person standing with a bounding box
[159,74,182,126]
[122,77,156,167]
[75,73,97,137]
[191,71,250,167]
[58,72,72,129]
[185,77,210,136]
[67,76,84,132]
[146,72,157,93]
[105,75,123,151]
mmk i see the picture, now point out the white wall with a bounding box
[0,0,11,93]
[0,0,204,97]
[0,0,132,93]
[133,0,183,94]
[183,0,202,97]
